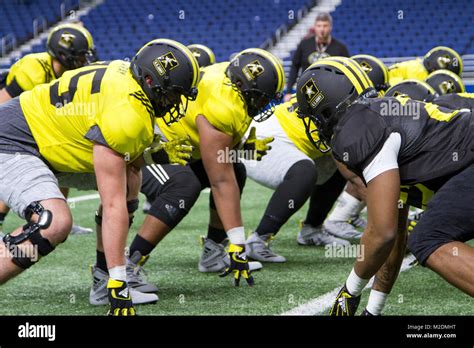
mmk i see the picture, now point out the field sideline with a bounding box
[0,180,473,316]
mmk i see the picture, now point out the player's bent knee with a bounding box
[147,171,201,229]
[1,201,65,269]
[407,226,454,266]
[284,160,316,186]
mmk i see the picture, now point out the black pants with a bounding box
[408,163,474,265]
[140,160,246,229]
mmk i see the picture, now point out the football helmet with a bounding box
[188,44,216,68]
[130,39,200,124]
[385,79,437,101]
[423,46,463,75]
[47,23,96,70]
[296,56,375,152]
[226,48,285,121]
[352,54,389,91]
[425,69,465,95]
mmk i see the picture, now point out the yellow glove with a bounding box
[241,127,274,161]
[143,135,193,166]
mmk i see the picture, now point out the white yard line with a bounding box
[281,253,417,315]
[67,193,100,203]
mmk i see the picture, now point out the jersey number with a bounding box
[49,67,107,107]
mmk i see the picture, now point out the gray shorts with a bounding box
[0,153,65,218]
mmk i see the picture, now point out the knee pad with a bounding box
[95,199,140,227]
[147,171,201,229]
[3,202,55,269]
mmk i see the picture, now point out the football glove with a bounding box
[107,279,136,316]
[329,284,361,316]
[240,127,273,161]
[219,244,254,287]
[143,135,193,166]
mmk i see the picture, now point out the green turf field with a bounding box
[0,180,473,315]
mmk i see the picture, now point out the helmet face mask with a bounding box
[131,39,200,124]
[226,48,285,122]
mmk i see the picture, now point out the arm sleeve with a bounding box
[362,132,401,183]
[287,43,303,90]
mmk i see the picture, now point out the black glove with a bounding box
[107,279,136,316]
[219,244,254,287]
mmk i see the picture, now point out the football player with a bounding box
[0,23,97,235]
[93,48,285,294]
[297,56,474,316]
[188,44,216,68]
[0,39,200,316]
[385,79,438,101]
[352,54,390,92]
[242,96,354,263]
[425,69,465,96]
[388,46,462,85]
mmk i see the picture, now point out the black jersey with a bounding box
[432,93,474,111]
[331,96,474,195]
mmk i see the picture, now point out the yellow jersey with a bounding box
[274,98,326,160]
[20,60,155,173]
[157,62,250,159]
[5,52,57,97]
[388,58,429,85]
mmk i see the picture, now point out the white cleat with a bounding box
[71,224,93,235]
[198,236,263,273]
[297,224,351,247]
[89,265,158,306]
[324,220,363,240]
[246,232,286,263]
[126,250,159,293]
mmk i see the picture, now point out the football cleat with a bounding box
[361,308,377,316]
[126,250,159,293]
[198,236,263,273]
[70,224,93,235]
[89,265,158,306]
[297,223,351,247]
[246,232,286,263]
[324,220,363,240]
[329,285,361,316]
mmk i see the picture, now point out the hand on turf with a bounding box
[143,135,193,166]
[107,279,136,316]
[241,127,273,161]
[219,244,254,287]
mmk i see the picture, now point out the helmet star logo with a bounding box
[242,60,265,80]
[58,32,75,49]
[154,51,180,76]
[305,85,315,98]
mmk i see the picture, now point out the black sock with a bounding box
[129,234,155,257]
[304,171,346,227]
[207,225,227,244]
[256,160,317,236]
[256,215,283,237]
[95,250,108,272]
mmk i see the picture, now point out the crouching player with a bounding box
[0,39,200,315]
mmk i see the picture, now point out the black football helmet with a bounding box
[47,23,96,70]
[352,54,389,91]
[423,46,463,76]
[425,69,465,95]
[226,48,285,121]
[385,80,437,102]
[296,56,375,152]
[130,39,200,124]
[187,44,216,68]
